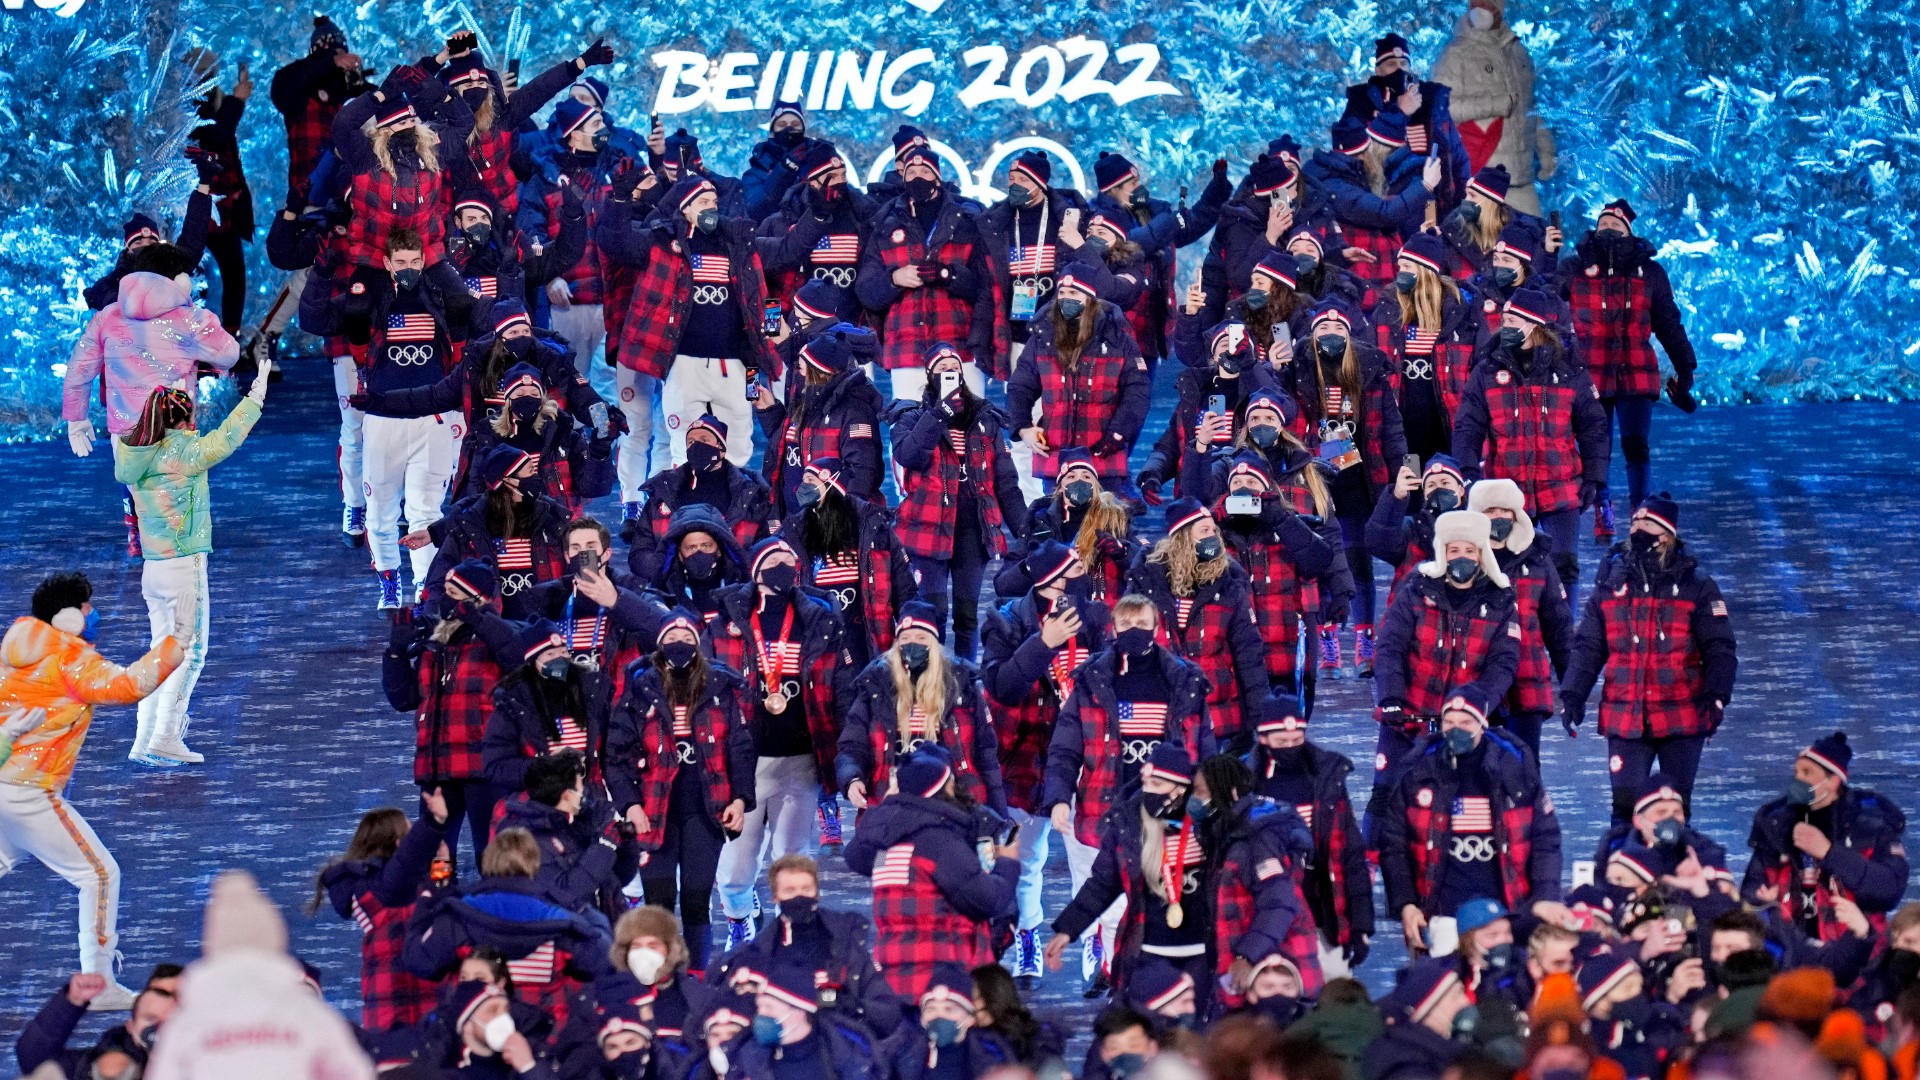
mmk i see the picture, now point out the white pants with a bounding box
[0,784,120,974]
[887,362,987,403]
[262,268,306,337]
[662,356,752,468]
[1064,819,1126,977]
[332,357,366,511]
[1004,343,1045,503]
[614,367,669,503]
[550,302,620,403]
[136,553,209,753]
[363,413,459,579]
[1009,808,1050,932]
[715,754,817,919]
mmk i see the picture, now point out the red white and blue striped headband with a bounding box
[800,340,840,376]
[501,371,543,396]
[1252,262,1297,289]
[689,416,727,446]
[447,568,493,600]
[1466,176,1508,205]
[1444,694,1486,725]
[659,614,702,640]
[1424,459,1465,484]
[1142,760,1193,785]
[1055,272,1096,299]
[449,67,492,90]
[1800,746,1848,782]
[1504,297,1551,326]
[1399,245,1446,275]
[1632,507,1678,537]
[1312,307,1352,331]
[598,1017,651,1045]
[793,294,835,322]
[803,155,841,182]
[1010,160,1048,188]
[1493,239,1534,263]
[1143,972,1195,1012]
[1411,970,1463,1022]
[1167,504,1212,535]
[1634,785,1683,815]
[559,106,601,139]
[676,179,716,212]
[1367,123,1407,149]
[757,980,819,1015]
[913,762,953,798]
[1229,461,1272,489]
[1098,164,1140,192]
[454,198,493,219]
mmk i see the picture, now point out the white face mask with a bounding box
[628,945,668,984]
[483,1011,517,1052]
[1467,6,1496,29]
[709,1046,730,1076]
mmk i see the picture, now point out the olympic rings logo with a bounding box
[500,571,534,595]
[676,740,698,765]
[388,343,435,367]
[1012,275,1056,294]
[778,678,801,700]
[1404,358,1434,381]
[693,285,731,305]
[1449,835,1497,862]
[1321,419,1357,443]
[901,736,932,755]
[812,266,857,287]
[1121,738,1160,765]
[828,586,856,611]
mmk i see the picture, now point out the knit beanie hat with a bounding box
[1094,151,1138,193]
[895,744,954,798]
[1801,731,1852,782]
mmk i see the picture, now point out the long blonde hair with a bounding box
[1140,810,1171,899]
[1229,426,1333,518]
[492,394,559,438]
[1063,484,1132,570]
[1468,198,1512,253]
[1397,265,1462,337]
[1361,143,1390,198]
[1147,528,1226,598]
[370,121,443,179]
[887,644,951,748]
[468,93,497,140]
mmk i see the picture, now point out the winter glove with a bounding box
[246,357,273,403]
[609,163,649,200]
[1094,531,1130,562]
[1136,470,1165,506]
[346,392,372,412]
[1559,697,1585,738]
[381,64,428,100]
[936,392,964,421]
[589,401,611,440]
[559,175,587,210]
[67,419,95,458]
[578,38,615,68]
[1666,375,1699,414]
[1343,935,1370,969]
[1090,434,1125,457]
[1579,481,1601,512]
[187,146,223,187]
[1323,596,1350,626]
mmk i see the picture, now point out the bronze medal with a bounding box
[765,691,789,714]
[1166,902,1184,929]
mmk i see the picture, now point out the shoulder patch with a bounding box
[1508,619,1522,639]
[892,229,906,243]
[1710,600,1727,617]
[1495,370,1511,385]
[1542,792,1555,815]
[1256,858,1283,881]
[1585,265,1599,278]
[1417,788,1434,808]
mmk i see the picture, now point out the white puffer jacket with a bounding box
[1432,1,1556,209]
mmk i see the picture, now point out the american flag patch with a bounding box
[1508,619,1523,639]
[945,430,968,455]
[1405,327,1438,356]
[672,704,692,738]
[761,639,801,674]
[506,942,558,985]
[1048,641,1086,698]
[1256,857,1284,881]
[568,615,603,650]
[873,843,915,888]
[386,312,437,341]
[1008,244,1056,276]
[351,898,374,934]
[1452,796,1493,833]
[1711,601,1727,617]
[1174,598,1194,630]
[1406,126,1429,154]
[906,705,935,739]
[463,275,498,298]
[690,253,731,283]
[814,553,860,585]
[1295,804,1315,828]
[848,423,874,439]
[812,234,860,265]
[555,715,589,754]
[1161,827,1205,867]
[496,538,533,570]
[1117,700,1168,737]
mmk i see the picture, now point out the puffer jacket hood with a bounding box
[117,271,192,321]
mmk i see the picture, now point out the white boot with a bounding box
[129,699,157,763]
[146,712,204,765]
[88,980,138,1012]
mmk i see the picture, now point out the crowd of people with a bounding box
[4,4,1911,1079]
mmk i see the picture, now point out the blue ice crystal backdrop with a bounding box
[8,0,1920,440]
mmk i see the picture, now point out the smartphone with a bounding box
[1208,394,1227,417]
[762,299,782,336]
[1549,209,1562,230]
[1225,493,1261,516]
[1403,453,1422,479]
[1050,593,1071,618]
[446,30,478,55]
[570,552,597,577]
[938,370,960,398]
[746,380,761,403]
[507,58,521,80]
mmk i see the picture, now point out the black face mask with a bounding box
[1888,949,1920,990]
[773,128,806,148]
[794,484,824,510]
[1294,254,1320,277]
[1129,187,1151,209]
[1371,71,1410,95]
[1061,575,1093,601]
[661,641,698,669]
[1446,556,1479,584]
[1596,227,1629,240]
[1315,334,1345,361]
[906,177,939,202]
[392,267,422,292]
[1652,817,1685,848]
[1006,184,1035,208]
[1242,289,1269,312]
[757,564,797,593]
[1194,535,1225,562]
[1495,326,1526,352]
[503,334,533,359]
[1142,789,1186,821]
[683,550,721,581]
[1629,530,1659,556]
[1394,270,1417,292]
[462,88,491,111]
[510,396,541,422]
[1492,266,1520,290]
[1062,480,1095,507]
[1248,424,1280,448]
[465,222,492,248]
[1057,298,1085,320]
[1266,744,1306,770]
[1456,200,1482,224]
[779,895,820,922]
[538,656,572,681]
[695,209,720,234]
[608,1048,651,1080]
[900,643,932,674]
[1426,488,1460,513]
[686,440,723,473]
[1487,517,1514,543]
[1115,627,1155,657]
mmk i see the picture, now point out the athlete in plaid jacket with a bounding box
[1088,151,1232,365]
[426,41,605,215]
[420,448,574,620]
[512,517,666,705]
[1371,232,1479,462]
[1312,114,1436,311]
[1006,273,1152,489]
[774,459,918,668]
[1560,199,1699,515]
[755,142,883,314]
[318,800,449,1031]
[495,752,642,919]
[1364,453,1467,595]
[1560,496,1736,822]
[757,331,887,516]
[1469,479,1573,753]
[483,621,616,796]
[843,745,1020,1000]
[332,65,474,268]
[626,420,772,584]
[1138,324,1287,503]
[270,16,369,205]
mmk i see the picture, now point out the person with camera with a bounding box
[757,329,887,518]
[1559,495,1737,823]
[483,621,615,799]
[1573,949,1687,1080]
[1245,701,1374,980]
[509,516,665,704]
[1364,453,1468,596]
[496,747,644,919]
[1369,510,1519,827]
[836,603,1009,820]
[1378,692,1563,955]
[603,612,753,970]
[1742,731,1910,942]
[1591,774,1735,892]
[1137,318,1286,505]
[980,541,1112,983]
[1343,33,1474,214]
[1087,151,1233,372]
[314,794,453,1032]
[755,140,885,318]
[1040,594,1213,996]
[844,744,1021,1000]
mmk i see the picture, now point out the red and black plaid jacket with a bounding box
[1373,289,1477,428]
[605,663,753,849]
[1342,221,1402,311]
[637,464,770,559]
[1381,731,1560,916]
[777,503,916,661]
[980,593,1107,815]
[1127,558,1270,743]
[1570,546,1736,740]
[1284,344,1408,492]
[345,164,452,269]
[286,94,340,203]
[1569,271,1658,398]
[1452,348,1610,516]
[891,404,1016,561]
[600,202,778,379]
[1211,801,1325,999]
[349,889,440,1030]
[1040,647,1213,847]
[423,493,573,621]
[1744,788,1909,942]
[1216,486,1324,691]
[413,630,498,784]
[834,658,1005,814]
[466,126,518,216]
[1500,543,1566,716]
[1006,304,1150,482]
[703,584,847,782]
[864,198,993,374]
[1250,742,1375,947]
[526,164,618,307]
[1377,573,1519,716]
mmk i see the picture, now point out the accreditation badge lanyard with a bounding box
[1009,201,1051,321]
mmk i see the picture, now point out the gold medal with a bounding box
[765,691,789,714]
[1166,902,1184,929]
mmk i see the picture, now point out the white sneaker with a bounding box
[145,739,204,765]
[87,980,138,1012]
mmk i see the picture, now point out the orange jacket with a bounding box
[0,617,182,791]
